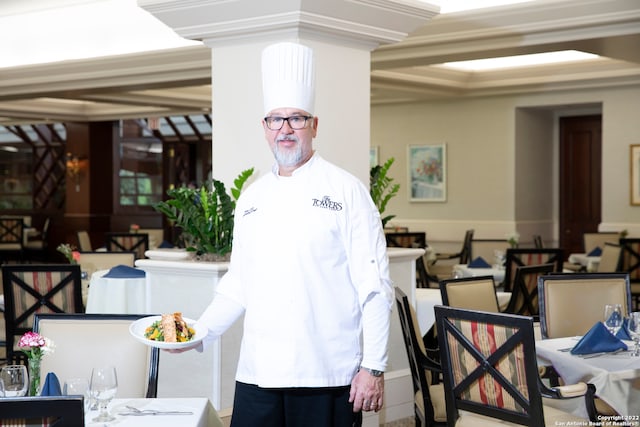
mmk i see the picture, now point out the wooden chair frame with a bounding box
[0,396,84,426]
[434,305,598,427]
[503,248,563,292]
[2,264,84,363]
[105,232,149,260]
[439,275,500,313]
[503,263,556,320]
[0,216,25,263]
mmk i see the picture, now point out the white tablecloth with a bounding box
[453,264,505,284]
[415,288,511,335]
[85,397,222,427]
[85,269,149,314]
[536,336,640,418]
[567,253,601,271]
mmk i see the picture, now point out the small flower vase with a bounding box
[28,357,42,396]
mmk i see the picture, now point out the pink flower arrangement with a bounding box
[18,331,55,360]
[56,243,78,264]
[72,251,81,262]
[131,224,140,231]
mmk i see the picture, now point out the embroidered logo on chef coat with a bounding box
[243,207,257,217]
[312,196,343,211]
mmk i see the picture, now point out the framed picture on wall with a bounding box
[370,146,379,168]
[408,144,447,202]
[630,144,640,205]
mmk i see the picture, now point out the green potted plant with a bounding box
[153,168,254,260]
[370,157,400,228]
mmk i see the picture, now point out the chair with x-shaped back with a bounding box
[2,264,84,364]
[502,248,563,292]
[502,263,556,321]
[105,232,149,260]
[434,305,598,427]
[0,216,25,263]
[620,238,640,310]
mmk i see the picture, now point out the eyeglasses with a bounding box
[264,115,313,130]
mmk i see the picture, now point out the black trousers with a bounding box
[230,381,363,427]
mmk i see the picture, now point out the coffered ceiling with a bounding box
[0,0,638,125]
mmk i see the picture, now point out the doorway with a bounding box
[559,115,602,256]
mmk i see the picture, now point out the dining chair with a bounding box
[76,230,93,251]
[583,232,620,254]
[434,305,598,427]
[619,238,640,310]
[23,217,51,262]
[435,229,474,265]
[502,248,564,292]
[596,243,623,272]
[395,287,447,427]
[385,231,426,249]
[34,313,160,398]
[105,232,149,260]
[0,395,84,426]
[77,251,135,279]
[502,263,556,320]
[469,238,511,267]
[2,264,84,364]
[0,216,25,263]
[533,234,544,249]
[537,273,631,339]
[132,228,164,250]
[439,275,500,313]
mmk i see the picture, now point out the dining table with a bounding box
[415,288,511,335]
[452,264,505,284]
[536,336,640,419]
[85,269,149,314]
[567,253,601,272]
[84,397,223,427]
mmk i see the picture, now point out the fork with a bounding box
[122,405,193,415]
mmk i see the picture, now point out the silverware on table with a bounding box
[118,405,193,416]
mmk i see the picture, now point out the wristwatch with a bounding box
[361,367,384,377]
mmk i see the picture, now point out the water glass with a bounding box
[64,378,90,410]
[0,365,28,397]
[628,312,640,357]
[90,366,118,422]
[604,304,623,336]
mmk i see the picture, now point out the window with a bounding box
[118,140,162,209]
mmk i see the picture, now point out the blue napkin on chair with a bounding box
[103,264,146,278]
[40,372,62,396]
[468,256,491,268]
[587,246,602,256]
[570,322,628,355]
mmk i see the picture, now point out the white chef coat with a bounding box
[199,153,392,388]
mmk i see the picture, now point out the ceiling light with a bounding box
[440,50,599,71]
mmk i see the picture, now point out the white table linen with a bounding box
[85,397,222,427]
[85,269,148,314]
[453,264,505,283]
[536,336,640,418]
[415,288,511,335]
[567,253,601,271]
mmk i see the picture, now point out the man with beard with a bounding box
[187,42,393,427]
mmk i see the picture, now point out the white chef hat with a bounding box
[262,42,315,115]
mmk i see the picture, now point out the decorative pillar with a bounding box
[139,0,438,185]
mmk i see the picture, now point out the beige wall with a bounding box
[371,84,640,248]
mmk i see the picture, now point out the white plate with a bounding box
[129,315,206,349]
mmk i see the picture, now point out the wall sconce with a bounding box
[66,152,88,192]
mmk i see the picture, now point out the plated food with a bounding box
[129,314,206,349]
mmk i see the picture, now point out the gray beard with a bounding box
[274,137,302,167]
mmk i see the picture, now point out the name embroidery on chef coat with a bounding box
[312,196,343,211]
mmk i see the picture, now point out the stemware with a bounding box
[604,303,623,336]
[89,366,118,422]
[0,365,28,397]
[628,312,640,357]
[64,377,91,410]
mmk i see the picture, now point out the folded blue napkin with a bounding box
[158,240,174,248]
[570,322,628,355]
[587,246,602,256]
[468,256,491,268]
[40,372,62,396]
[616,318,632,341]
[103,264,146,278]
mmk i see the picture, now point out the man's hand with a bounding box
[349,369,384,412]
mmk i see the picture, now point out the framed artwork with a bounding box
[370,146,379,168]
[408,144,446,202]
[631,144,640,205]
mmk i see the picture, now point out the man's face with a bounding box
[263,107,318,171]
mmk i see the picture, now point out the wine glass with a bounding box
[604,303,623,336]
[628,312,640,357]
[64,378,91,411]
[0,365,28,397]
[89,366,118,422]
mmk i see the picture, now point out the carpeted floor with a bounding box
[383,417,414,427]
